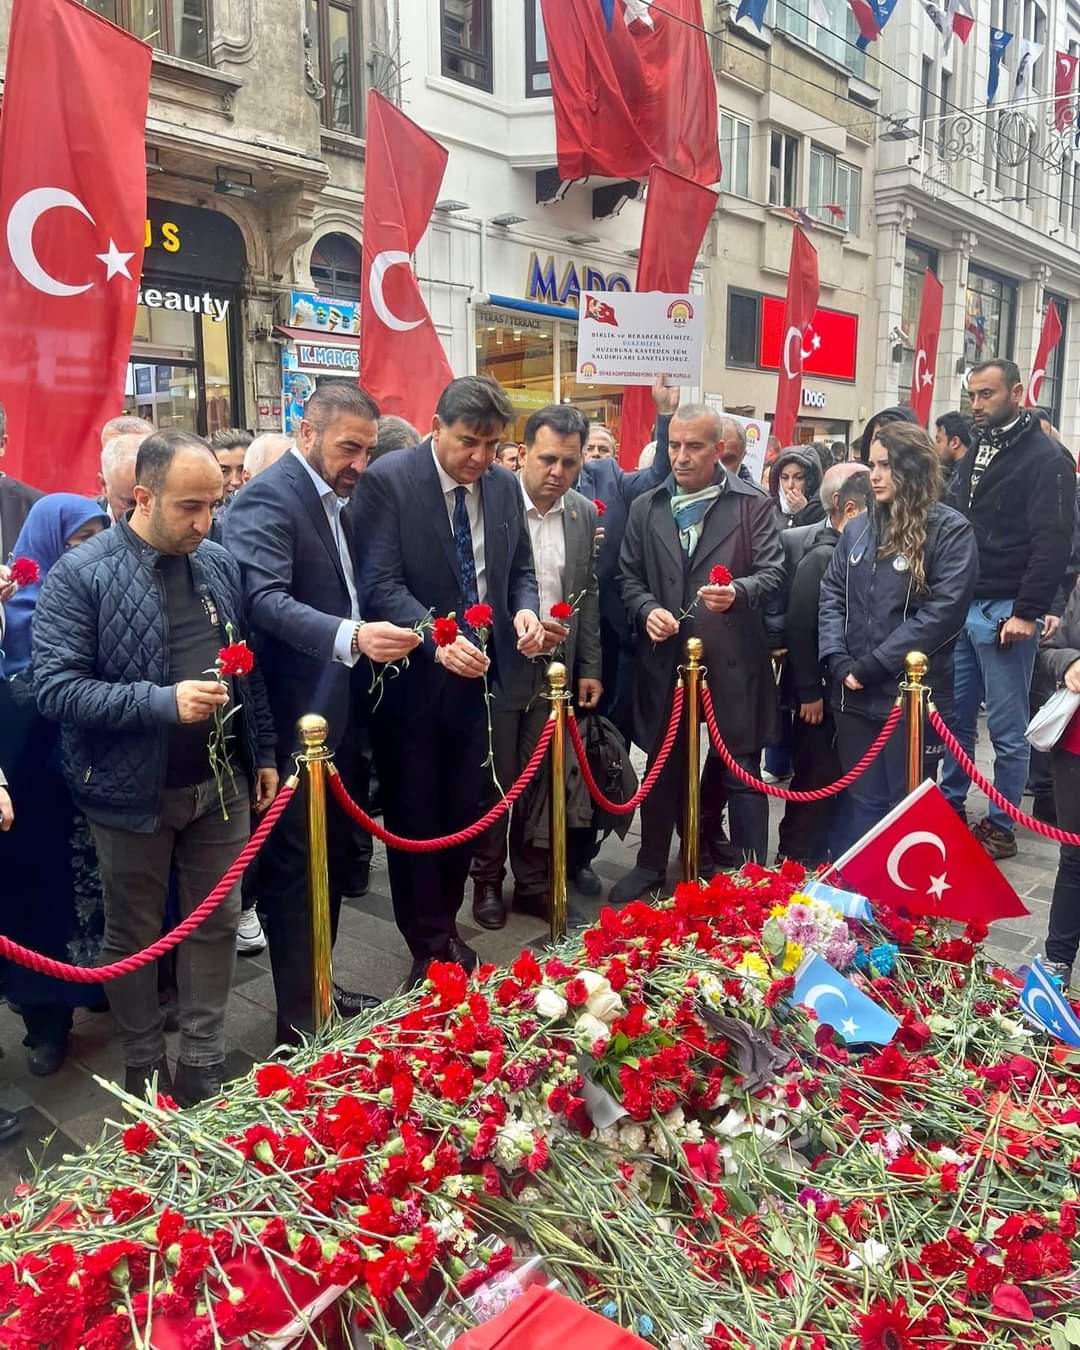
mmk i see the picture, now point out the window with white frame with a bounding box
[769,131,799,207]
[808,146,860,230]
[772,0,866,78]
[720,113,751,198]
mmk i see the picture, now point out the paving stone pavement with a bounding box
[0,731,1059,1199]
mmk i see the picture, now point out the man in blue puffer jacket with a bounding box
[32,430,277,1107]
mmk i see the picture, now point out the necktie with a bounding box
[453,485,479,608]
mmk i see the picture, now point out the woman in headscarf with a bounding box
[0,494,108,1074]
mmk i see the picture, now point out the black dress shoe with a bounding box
[472,882,506,930]
[513,889,548,919]
[445,937,479,972]
[342,862,370,899]
[608,867,666,906]
[405,956,432,990]
[27,1039,66,1077]
[173,1061,226,1108]
[0,1108,21,1145]
[124,1058,172,1101]
[573,865,602,897]
[333,983,382,1017]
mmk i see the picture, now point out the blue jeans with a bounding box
[940,600,1038,832]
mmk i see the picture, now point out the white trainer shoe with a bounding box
[236,908,267,955]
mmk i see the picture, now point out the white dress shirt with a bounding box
[521,476,566,617]
[432,444,487,605]
[290,447,361,667]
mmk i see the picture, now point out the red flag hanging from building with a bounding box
[538,0,721,186]
[1056,51,1079,129]
[618,165,717,467]
[0,0,150,493]
[772,228,820,448]
[361,92,453,433]
[832,780,1029,923]
[909,269,943,426]
[1026,299,1064,407]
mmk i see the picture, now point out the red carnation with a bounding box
[121,1121,158,1155]
[550,600,574,621]
[855,1298,919,1350]
[463,603,493,630]
[709,565,733,587]
[8,556,40,588]
[565,976,588,1006]
[593,498,607,517]
[433,615,459,647]
[218,640,255,677]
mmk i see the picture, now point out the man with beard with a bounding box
[226,381,420,1041]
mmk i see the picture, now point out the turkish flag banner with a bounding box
[618,165,717,466]
[538,0,720,186]
[772,228,820,447]
[361,91,453,433]
[909,269,944,425]
[1026,300,1064,407]
[1056,51,1079,129]
[449,1286,651,1349]
[758,299,859,381]
[0,0,150,493]
[832,780,1029,923]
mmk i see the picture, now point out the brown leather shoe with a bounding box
[472,881,506,930]
[973,818,1018,860]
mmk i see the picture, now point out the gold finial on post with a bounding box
[681,638,704,883]
[901,651,929,793]
[297,714,333,1032]
[545,662,569,943]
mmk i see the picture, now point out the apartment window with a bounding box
[441,0,493,92]
[773,0,866,77]
[83,0,210,63]
[311,233,362,302]
[727,290,761,366]
[769,132,798,207]
[305,0,363,136]
[920,57,933,127]
[964,265,1017,365]
[938,70,952,152]
[525,0,550,96]
[808,147,859,230]
[720,113,751,198]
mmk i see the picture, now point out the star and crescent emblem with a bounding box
[6,187,135,297]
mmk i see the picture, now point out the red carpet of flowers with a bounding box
[0,864,1078,1349]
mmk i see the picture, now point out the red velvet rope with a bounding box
[702,686,904,801]
[929,706,1080,846]
[327,716,556,852]
[567,684,685,814]
[0,782,297,983]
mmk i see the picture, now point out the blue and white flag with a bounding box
[736,0,768,29]
[792,953,899,1045]
[1020,959,1080,1047]
[802,879,873,923]
[988,28,1013,104]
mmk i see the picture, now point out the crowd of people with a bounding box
[0,356,1077,1140]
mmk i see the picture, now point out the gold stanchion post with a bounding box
[546,662,569,943]
[297,714,334,1032]
[902,651,929,793]
[681,637,703,883]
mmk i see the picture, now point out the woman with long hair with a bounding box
[819,422,979,856]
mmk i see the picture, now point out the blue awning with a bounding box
[482,293,579,321]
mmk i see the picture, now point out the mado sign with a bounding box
[576,291,704,386]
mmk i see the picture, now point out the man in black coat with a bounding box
[354,377,543,986]
[941,359,1077,859]
[226,381,421,1041]
[611,404,785,901]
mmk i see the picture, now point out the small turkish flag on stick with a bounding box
[831,780,1029,923]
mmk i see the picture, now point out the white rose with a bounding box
[573,1012,610,1044]
[585,987,625,1024]
[536,986,568,1020]
[578,970,609,997]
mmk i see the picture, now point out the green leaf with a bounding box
[1049,1324,1071,1350]
[761,919,787,957]
[1063,1314,1080,1345]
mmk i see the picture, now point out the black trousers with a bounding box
[371,681,489,960]
[259,715,369,1044]
[1046,749,1080,965]
[777,712,840,865]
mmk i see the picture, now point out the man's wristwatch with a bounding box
[350,621,366,656]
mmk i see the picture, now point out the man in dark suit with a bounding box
[354,377,543,985]
[226,381,420,1042]
[0,400,42,563]
[612,404,785,901]
[469,403,602,927]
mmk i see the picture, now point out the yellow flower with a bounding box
[781,942,804,973]
[736,951,769,981]
[769,903,788,918]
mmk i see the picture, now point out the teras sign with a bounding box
[526,252,633,308]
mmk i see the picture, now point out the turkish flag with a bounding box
[1056,52,1079,129]
[618,165,717,467]
[1026,300,1064,407]
[758,299,859,381]
[585,296,619,327]
[772,228,820,448]
[833,780,1029,923]
[909,269,943,426]
[0,0,150,493]
[450,1286,651,1349]
[952,11,975,41]
[538,0,720,186]
[360,92,453,433]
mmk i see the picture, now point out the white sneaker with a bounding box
[236,909,267,955]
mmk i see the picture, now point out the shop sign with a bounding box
[144,199,246,283]
[475,307,548,331]
[138,286,229,322]
[294,343,359,374]
[286,290,360,336]
[802,388,827,408]
[526,253,632,308]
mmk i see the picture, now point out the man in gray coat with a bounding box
[611,405,785,901]
[470,404,602,927]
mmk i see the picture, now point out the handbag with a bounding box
[1026,686,1080,751]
